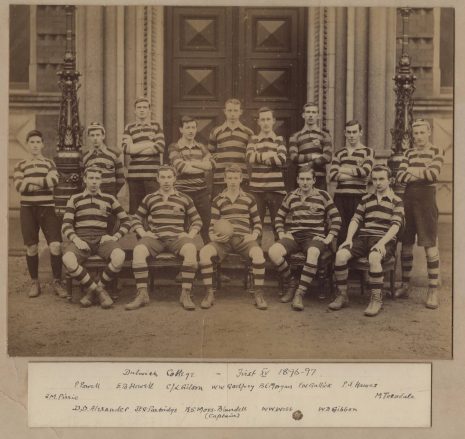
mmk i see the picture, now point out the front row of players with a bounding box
[59,161,403,317]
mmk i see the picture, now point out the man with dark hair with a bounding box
[289,103,333,190]
[62,166,131,309]
[329,165,404,316]
[169,115,214,244]
[13,130,67,298]
[268,164,341,310]
[129,165,202,311]
[122,97,165,214]
[329,120,374,244]
[395,119,444,309]
[246,107,287,237]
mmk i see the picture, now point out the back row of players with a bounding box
[14,97,444,316]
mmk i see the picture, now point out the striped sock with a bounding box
[297,262,318,292]
[200,263,214,287]
[334,263,348,295]
[276,257,291,280]
[181,264,197,291]
[401,250,414,284]
[252,261,266,287]
[368,270,384,291]
[68,265,96,291]
[426,254,440,289]
[133,262,149,290]
[101,262,121,287]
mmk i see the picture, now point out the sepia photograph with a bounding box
[7,4,453,360]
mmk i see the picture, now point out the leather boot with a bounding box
[254,289,267,310]
[53,279,68,298]
[394,283,410,299]
[425,288,439,309]
[328,290,349,311]
[292,290,305,311]
[125,287,150,311]
[281,276,298,303]
[364,289,383,317]
[80,288,96,307]
[28,280,41,298]
[95,284,114,309]
[180,288,196,310]
[201,288,215,309]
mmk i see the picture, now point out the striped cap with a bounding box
[134,96,150,106]
[412,118,431,130]
[87,122,106,135]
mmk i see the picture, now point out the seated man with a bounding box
[199,165,267,310]
[62,166,131,309]
[129,165,202,311]
[329,165,404,316]
[268,164,341,311]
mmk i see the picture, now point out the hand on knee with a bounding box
[335,249,350,265]
[26,244,39,257]
[49,241,62,256]
[368,250,382,266]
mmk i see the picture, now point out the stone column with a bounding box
[150,6,164,125]
[334,8,347,150]
[124,6,137,123]
[345,7,355,121]
[384,8,397,152]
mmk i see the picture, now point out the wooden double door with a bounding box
[164,6,307,146]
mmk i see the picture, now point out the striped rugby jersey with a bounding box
[132,190,202,238]
[210,189,262,238]
[329,145,374,195]
[208,121,254,185]
[246,132,287,193]
[289,126,333,177]
[395,143,444,187]
[13,157,58,206]
[275,188,341,238]
[62,190,131,242]
[82,145,125,196]
[169,139,212,193]
[123,120,165,180]
[352,191,404,238]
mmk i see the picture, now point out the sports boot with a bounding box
[95,284,114,309]
[201,288,215,309]
[53,279,68,298]
[28,280,41,298]
[281,276,298,303]
[125,287,150,311]
[394,283,410,299]
[364,289,383,317]
[292,290,305,311]
[328,290,349,311]
[180,288,196,310]
[254,288,268,310]
[80,288,96,307]
[425,288,439,309]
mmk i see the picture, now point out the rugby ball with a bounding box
[213,219,234,237]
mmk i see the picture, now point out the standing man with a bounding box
[82,122,125,197]
[289,102,333,190]
[169,116,214,244]
[13,130,67,298]
[395,119,444,309]
[208,98,254,198]
[62,167,131,309]
[122,97,165,214]
[198,165,267,310]
[329,120,374,244]
[268,165,341,310]
[246,107,287,237]
[329,165,404,316]
[128,165,202,311]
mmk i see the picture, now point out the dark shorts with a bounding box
[278,231,328,255]
[62,239,123,264]
[209,235,261,262]
[137,236,195,258]
[341,235,396,261]
[402,185,438,247]
[20,205,62,246]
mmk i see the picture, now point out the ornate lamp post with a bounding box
[54,5,83,216]
[388,7,416,195]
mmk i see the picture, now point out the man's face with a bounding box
[84,171,102,193]
[345,124,362,146]
[302,106,319,126]
[157,170,176,191]
[135,101,150,120]
[412,124,431,147]
[297,171,315,192]
[224,172,243,191]
[27,135,44,157]
[224,103,243,124]
[88,129,104,148]
[372,170,390,193]
[179,121,197,141]
[258,111,275,134]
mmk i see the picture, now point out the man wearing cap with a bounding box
[13,130,67,298]
[395,119,444,309]
[122,97,165,214]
